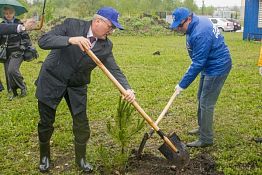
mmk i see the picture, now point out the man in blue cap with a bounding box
[171,7,232,147]
[36,7,135,173]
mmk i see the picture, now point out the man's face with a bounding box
[92,18,116,39]
[4,9,15,21]
[176,17,191,34]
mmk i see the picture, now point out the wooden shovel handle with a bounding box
[147,90,179,137]
[85,49,178,153]
[155,90,179,125]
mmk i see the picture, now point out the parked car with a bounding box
[226,18,241,31]
[208,18,234,32]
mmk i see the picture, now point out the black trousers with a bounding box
[37,91,90,144]
[4,51,26,92]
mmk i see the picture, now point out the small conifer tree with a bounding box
[97,97,144,174]
[107,97,144,154]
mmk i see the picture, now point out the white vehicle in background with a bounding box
[208,18,234,32]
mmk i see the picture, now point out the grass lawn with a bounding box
[0,32,261,174]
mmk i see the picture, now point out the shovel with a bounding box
[84,49,190,168]
[137,90,180,159]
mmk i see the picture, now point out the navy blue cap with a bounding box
[170,7,191,30]
[96,7,124,30]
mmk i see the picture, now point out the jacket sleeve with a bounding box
[0,24,18,35]
[179,33,212,89]
[38,19,71,50]
[20,31,32,47]
[102,52,131,90]
[15,19,32,47]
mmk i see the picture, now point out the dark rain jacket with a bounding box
[36,18,131,115]
[0,18,32,52]
[0,23,18,35]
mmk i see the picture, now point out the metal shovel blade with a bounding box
[158,132,190,168]
[137,91,180,159]
[136,132,149,159]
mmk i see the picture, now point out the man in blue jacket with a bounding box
[171,7,232,147]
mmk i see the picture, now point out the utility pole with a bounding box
[202,0,205,15]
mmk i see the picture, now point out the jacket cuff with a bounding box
[176,84,184,91]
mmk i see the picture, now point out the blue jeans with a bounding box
[197,73,229,143]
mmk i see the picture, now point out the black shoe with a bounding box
[188,128,199,135]
[253,137,262,143]
[186,140,213,148]
[9,90,18,101]
[21,88,27,97]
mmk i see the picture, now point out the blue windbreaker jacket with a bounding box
[178,14,232,89]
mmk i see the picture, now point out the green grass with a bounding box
[0,33,261,174]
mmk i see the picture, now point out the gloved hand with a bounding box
[259,67,262,76]
[174,84,184,95]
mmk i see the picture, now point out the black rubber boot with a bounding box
[0,81,4,92]
[75,142,93,173]
[39,141,50,173]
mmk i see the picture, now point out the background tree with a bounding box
[162,0,183,12]
[183,0,198,12]
[118,0,140,17]
[204,6,215,16]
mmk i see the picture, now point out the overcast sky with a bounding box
[195,0,242,7]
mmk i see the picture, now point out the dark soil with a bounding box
[40,148,224,175]
[126,152,224,175]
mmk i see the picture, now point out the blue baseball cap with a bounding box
[170,7,191,30]
[96,7,124,30]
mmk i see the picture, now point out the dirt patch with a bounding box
[38,150,224,174]
[126,153,224,175]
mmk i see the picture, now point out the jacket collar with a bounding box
[86,27,95,38]
[3,17,15,23]
[81,20,107,53]
[83,20,91,37]
[186,14,199,35]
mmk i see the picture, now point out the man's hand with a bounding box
[68,36,92,51]
[259,67,262,76]
[23,18,37,31]
[123,89,136,103]
[174,84,184,95]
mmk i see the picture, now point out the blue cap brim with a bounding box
[111,21,124,30]
[170,21,180,30]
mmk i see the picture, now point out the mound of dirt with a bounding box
[126,153,224,175]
